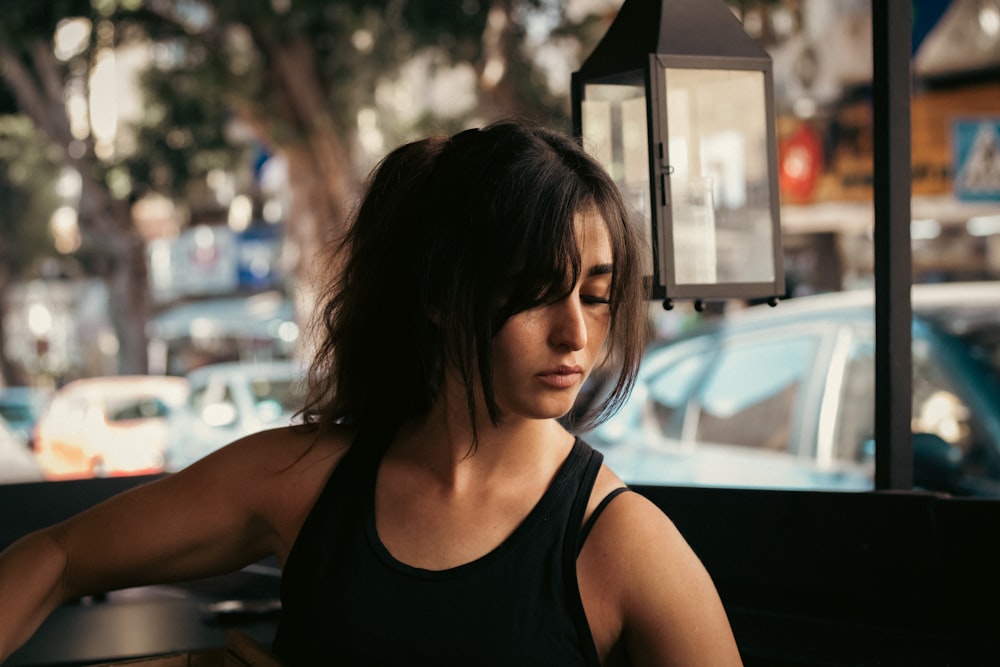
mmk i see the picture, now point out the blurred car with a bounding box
[0,386,51,448]
[166,359,306,470]
[0,416,43,484]
[34,376,190,480]
[581,281,1000,497]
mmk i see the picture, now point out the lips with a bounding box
[537,366,584,389]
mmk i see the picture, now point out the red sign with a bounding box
[779,122,824,203]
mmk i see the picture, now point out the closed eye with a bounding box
[582,294,611,306]
[581,263,613,307]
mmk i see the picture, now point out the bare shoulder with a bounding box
[199,423,352,478]
[580,465,743,666]
[178,424,354,563]
[582,467,694,568]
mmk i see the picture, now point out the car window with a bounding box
[689,334,820,452]
[839,331,974,455]
[922,307,1000,388]
[106,398,171,421]
[190,383,234,412]
[250,378,300,412]
[647,352,713,439]
[912,338,970,450]
[0,404,34,423]
[586,342,714,445]
[913,336,1000,493]
[585,330,846,490]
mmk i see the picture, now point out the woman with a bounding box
[0,121,742,666]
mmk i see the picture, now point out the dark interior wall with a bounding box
[636,485,1000,666]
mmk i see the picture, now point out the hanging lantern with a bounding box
[572,0,785,307]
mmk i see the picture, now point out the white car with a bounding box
[166,359,306,470]
[33,375,190,479]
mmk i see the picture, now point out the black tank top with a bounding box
[272,431,617,666]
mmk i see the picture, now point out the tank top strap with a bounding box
[577,487,633,555]
[562,439,604,564]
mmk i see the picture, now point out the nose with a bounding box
[548,296,587,351]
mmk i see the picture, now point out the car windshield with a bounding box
[922,309,1000,389]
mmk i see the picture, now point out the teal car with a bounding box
[581,282,1000,496]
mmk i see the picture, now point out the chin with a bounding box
[527,401,578,422]
[498,388,582,423]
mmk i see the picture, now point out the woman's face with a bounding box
[490,208,614,423]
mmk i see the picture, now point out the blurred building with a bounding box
[2,277,118,386]
[766,0,1000,294]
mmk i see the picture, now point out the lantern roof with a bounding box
[577,0,770,78]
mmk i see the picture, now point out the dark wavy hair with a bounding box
[298,119,650,442]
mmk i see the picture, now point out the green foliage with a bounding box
[111,0,508,198]
[0,116,59,276]
[121,39,248,199]
[1,0,607,269]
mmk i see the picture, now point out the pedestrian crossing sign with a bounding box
[952,119,1000,202]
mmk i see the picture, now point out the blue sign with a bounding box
[237,223,284,290]
[952,119,1000,202]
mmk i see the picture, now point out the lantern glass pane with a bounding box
[581,81,651,277]
[664,67,776,286]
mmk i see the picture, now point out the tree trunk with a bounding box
[103,226,150,375]
[474,0,564,123]
[1,41,151,375]
[238,34,358,332]
[0,268,24,386]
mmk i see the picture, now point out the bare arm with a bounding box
[0,426,341,661]
[0,529,71,660]
[580,491,743,666]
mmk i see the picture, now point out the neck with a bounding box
[389,392,572,488]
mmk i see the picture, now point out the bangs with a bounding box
[489,203,585,333]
